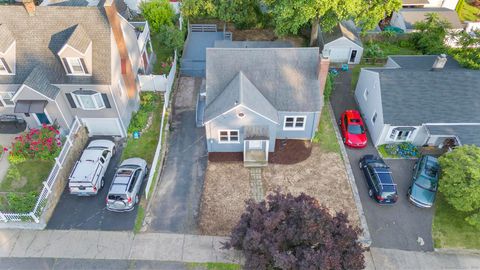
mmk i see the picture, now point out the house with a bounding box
[318,22,363,64]
[390,8,464,32]
[355,54,480,148]
[401,0,459,10]
[0,0,154,137]
[203,47,329,167]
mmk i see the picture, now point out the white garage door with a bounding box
[82,118,125,137]
[328,47,351,63]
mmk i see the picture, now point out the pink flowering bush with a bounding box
[8,124,62,164]
[158,57,173,75]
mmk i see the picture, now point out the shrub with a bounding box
[128,93,160,134]
[8,125,62,164]
[156,25,185,51]
[140,0,175,33]
[409,13,450,54]
[323,74,334,101]
[7,192,38,213]
[466,213,480,230]
[364,42,385,59]
[225,192,365,270]
[382,142,419,158]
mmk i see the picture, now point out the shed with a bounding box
[318,23,363,64]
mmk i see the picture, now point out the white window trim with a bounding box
[72,92,105,110]
[0,92,15,107]
[0,58,10,75]
[389,127,416,142]
[33,110,53,126]
[218,129,240,144]
[65,57,86,75]
[371,112,377,125]
[283,115,306,131]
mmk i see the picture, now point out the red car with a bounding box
[340,110,367,148]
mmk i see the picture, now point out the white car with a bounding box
[68,140,115,196]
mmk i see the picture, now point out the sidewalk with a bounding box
[0,230,242,264]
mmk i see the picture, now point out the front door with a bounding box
[349,50,358,63]
[34,113,51,125]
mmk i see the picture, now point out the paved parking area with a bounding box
[331,70,434,251]
[47,137,144,231]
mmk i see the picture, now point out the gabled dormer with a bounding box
[0,24,16,75]
[58,24,92,76]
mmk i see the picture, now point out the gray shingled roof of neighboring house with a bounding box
[65,24,91,53]
[0,5,111,85]
[426,125,480,146]
[206,48,321,112]
[388,55,462,70]
[204,71,278,123]
[0,24,15,54]
[320,23,362,46]
[400,8,464,29]
[22,67,60,99]
[214,40,293,48]
[366,57,480,126]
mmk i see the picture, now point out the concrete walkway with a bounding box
[0,230,241,264]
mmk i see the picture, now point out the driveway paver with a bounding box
[330,70,434,251]
[144,76,207,233]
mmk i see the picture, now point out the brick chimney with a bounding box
[22,0,36,16]
[317,55,330,97]
[104,0,137,98]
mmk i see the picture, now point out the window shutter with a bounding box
[62,58,72,74]
[0,58,11,73]
[80,58,89,74]
[65,93,77,108]
[101,94,111,108]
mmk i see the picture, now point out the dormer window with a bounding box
[63,57,88,75]
[0,58,11,75]
[58,24,92,76]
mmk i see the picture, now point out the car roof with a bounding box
[79,149,104,162]
[110,167,140,193]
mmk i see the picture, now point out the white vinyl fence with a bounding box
[0,117,82,223]
[139,50,178,101]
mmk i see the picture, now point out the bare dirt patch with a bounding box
[208,152,242,162]
[264,146,360,227]
[269,140,312,164]
[199,162,251,236]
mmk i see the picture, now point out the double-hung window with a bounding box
[389,127,415,141]
[283,116,306,130]
[71,90,105,110]
[219,130,239,143]
[63,57,88,75]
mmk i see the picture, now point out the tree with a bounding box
[438,145,480,229]
[449,30,480,70]
[262,0,401,46]
[410,13,451,54]
[224,192,365,270]
[140,0,175,33]
[180,0,218,19]
[157,25,185,51]
[216,0,262,29]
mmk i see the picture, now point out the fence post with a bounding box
[0,211,6,222]
[54,157,62,169]
[29,212,39,223]
[43,181,52,194]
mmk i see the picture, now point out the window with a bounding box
[0,92,14,107]
[128,170,141,192]
[63,57,88,75]
[371,112,377,124]
[363,88,369,101]
[283,116,306,130]
[219,130,239,143]
[72,90,106,110]
[389,127,415,141]
[0,58,11,75]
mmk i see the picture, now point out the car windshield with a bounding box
[415,177,437,191]
[108,194,126,201]
[348,124,365,135]
[424,160,439,179]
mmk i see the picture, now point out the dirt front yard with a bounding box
[200,144,360,236]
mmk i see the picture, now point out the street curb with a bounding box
[327,102,372,247]
[434,248,480,256]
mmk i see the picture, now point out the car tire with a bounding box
[368,189,373,197]
[101,177,105,188]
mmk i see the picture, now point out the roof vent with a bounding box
[431,54,447,71]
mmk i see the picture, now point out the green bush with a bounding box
[466,213,480,230]
[8,125,62,164]
[140,0,175,33]
[128,93,161,134]
[6,192,38,213]
[323,74,334,101]
[364,42,385,59]
[156,25,185,51]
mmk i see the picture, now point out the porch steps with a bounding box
[249,167,264,202]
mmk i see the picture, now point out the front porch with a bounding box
[244,140,269,168]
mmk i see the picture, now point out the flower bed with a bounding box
[378,142,420,159]
[8,124,61,164]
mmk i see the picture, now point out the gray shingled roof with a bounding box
[22,67,60,99]
[0,5,111,85]
[321,23,362,46]
[205,71,278,123]
[366,56,480,126]
[214,40,293,48]
[206,48,322,112]
[388,55,461,70]
[400,8,464,29]
[426,125,480,146]
[65,24,91,53]
[0,24,15,54]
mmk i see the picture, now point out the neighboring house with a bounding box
[203,48,329,167]
[355,54,480,148]
[402,0,459,10]
[318,23,363,64]
[390,8,464,32]
[0,0,154,137]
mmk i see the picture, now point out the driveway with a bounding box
[144,76,207,233]
[330,70,434,251]
[47,137,144,231]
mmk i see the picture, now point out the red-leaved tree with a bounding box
[224,192,366,270]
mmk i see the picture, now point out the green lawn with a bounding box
[313,106,341,154]
[373,41,420,56]
[458,0,480,22]
[187,262,241,270]
[0,160,53,193]
[151,33,175,75]
[432,193,480,249]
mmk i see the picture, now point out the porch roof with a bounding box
[426,125,480,146]
[245,125,269,140]
[14,100,47,114]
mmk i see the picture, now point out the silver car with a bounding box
[106,158,148,212]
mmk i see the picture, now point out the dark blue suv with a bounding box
[359,155,398,204]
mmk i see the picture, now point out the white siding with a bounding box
[323,37,363,64]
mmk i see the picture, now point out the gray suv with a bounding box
[106,158,148,212]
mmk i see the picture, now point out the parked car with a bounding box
[106,158,148,212]
[340,110,367,148]
[408,155,440,208]
[69,140,115,196]
[359,155,398,204]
